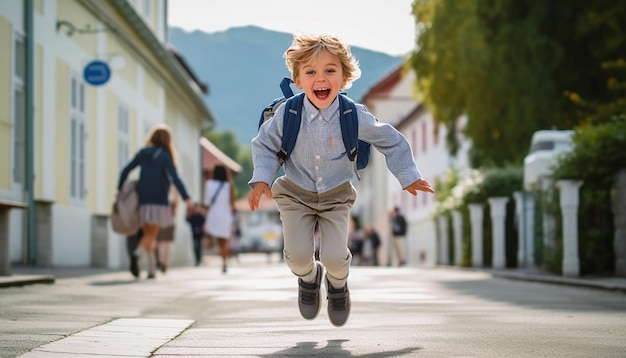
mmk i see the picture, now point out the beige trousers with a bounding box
[391,236,407,265]
[272,177,355,288]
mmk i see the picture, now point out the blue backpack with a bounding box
[258,78,371,175]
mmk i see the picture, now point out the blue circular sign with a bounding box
[83,60,111,86]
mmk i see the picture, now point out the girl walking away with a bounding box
[203,165,236,274]
[117,124,193,278]
[248,33,434,327]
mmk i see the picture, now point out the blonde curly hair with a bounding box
[284,33,361,90]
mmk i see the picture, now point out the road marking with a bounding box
[19,318,193,357]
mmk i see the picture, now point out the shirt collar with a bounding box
[302,95,340,123]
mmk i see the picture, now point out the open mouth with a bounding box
[314,88,331,100]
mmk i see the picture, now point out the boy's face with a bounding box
[294,50,345,110]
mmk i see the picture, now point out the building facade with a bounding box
[0,0,214,270]
[354,64,471,266]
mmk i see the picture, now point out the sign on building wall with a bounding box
[83,60,111,86]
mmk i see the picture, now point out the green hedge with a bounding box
[550,117,623,275]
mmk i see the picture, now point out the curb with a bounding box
[490,270,626,293]
[0,275,55,288]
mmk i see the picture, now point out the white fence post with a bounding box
[469,204,484,267]
[488,197,509,269]
[451,210,463,265]
[437,215,449,265]
[557,180,583,277]
[513,191,525,267]
[523,192,535,267]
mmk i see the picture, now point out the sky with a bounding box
[167,0,417,56]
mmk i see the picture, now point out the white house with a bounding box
[354,63,471,267]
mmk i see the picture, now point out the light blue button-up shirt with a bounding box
[250,95,423,193]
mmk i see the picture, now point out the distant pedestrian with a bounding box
[389,207,408,266]
[186,203,206,266]
[349,216,365,266]
[117,124,193,279]
[126,229,142,278]
[248,33,434,327]
[365,227,381,266]
[155,186,179,275]
[203,165,236,274]
[231,208,242,262]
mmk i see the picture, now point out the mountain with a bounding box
[168,26,404,145]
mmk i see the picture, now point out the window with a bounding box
[12,34,25,185]
[70,74,86,201]
[117,102,130,173]
[143,0,151,17]
[135,0,151,19]
[530,141,555,153]
[143,119,152,139]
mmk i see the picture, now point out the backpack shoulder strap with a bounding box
[280,77,294,98]
[338,93,364,179]
[258,78,296,130]
[278,92,305,166]
[338,94,359,162]
[209,181,225,207]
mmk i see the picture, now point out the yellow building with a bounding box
[0,0,214,271]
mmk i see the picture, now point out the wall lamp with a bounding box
[56,20,107,37]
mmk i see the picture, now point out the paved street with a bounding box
[1,254,625,357]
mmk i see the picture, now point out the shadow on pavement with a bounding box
[439,278,626,312]
[89,279,140,286]
[259,339,421,357]
[12,264,126,279]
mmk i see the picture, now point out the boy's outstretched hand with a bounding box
[405,179,435,196]
[248,182,273,211]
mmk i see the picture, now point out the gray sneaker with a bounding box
[326,278,351,327]
[297,261,323,320]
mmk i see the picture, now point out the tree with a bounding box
[203,130,253,199]
[410,0,626,167]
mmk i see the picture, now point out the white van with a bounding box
[523,130,574,190]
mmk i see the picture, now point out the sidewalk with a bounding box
[2,254,625,358]
[2,260,626,293]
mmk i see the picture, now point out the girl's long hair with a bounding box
[145,124,178,165]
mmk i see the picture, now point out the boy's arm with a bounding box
[356,106,423,189]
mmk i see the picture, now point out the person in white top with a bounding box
[203,165,235,273]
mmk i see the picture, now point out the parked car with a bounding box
[523,130,574,190]
[238,221,283,253]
